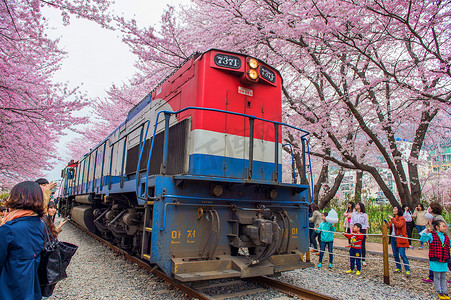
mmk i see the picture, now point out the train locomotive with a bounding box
[58,49,314,281]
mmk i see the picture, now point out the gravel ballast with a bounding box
[279,247,438,300]
[50,220,438,299]
[49,221,183,299]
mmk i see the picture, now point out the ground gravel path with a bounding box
[49,220,439,299]
[284,248,437,300]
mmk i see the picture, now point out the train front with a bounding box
[151,50,313,281]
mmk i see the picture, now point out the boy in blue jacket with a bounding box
[316,211,336,268]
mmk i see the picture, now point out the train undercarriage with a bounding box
[59,178,313,282]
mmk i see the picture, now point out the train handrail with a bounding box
[61,106,314,202]
[139,106,311,199]
[282,143,296,184]
[303,137,314,204]
[135,120,151,196]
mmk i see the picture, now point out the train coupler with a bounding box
[171,251,314,282]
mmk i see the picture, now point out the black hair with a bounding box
[417,203,425,211]
[35,178,49,185]
[430,202,443,215]
[47,201,57,223]
[356,202,366,213]
[322,211,328,217]
[346,202,355,213]
[6,181,45,215]
[402,204,411,213]
[0,205,6,212]
[354,223,362,230]
[432,220,446,231]
[394,205,403,216]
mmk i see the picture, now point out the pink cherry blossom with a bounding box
[0,0,111,187]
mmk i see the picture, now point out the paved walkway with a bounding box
[333,237,429,261]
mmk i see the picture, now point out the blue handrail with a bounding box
[135,120,151,196]
[303,137,314,205]
[282,143,297,184]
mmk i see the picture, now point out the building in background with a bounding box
[427,145,451,172]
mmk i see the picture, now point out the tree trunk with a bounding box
[318,168,345,210]
[314,161,329,205]
[407,107,438,208]
[354,170,363,202]
[283,138,341,208]
[313,148,331,204]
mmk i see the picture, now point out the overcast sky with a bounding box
[42,0,190,181]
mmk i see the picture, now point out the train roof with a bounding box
[126,51,201,120]
[80,49,282,159]
[126,49,282,121]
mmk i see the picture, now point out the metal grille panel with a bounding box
[126,119,189,175]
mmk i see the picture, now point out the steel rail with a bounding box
[255,276,339,300]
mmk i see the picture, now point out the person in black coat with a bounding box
[0,181,46,300]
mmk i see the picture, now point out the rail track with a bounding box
[70,221,337,300]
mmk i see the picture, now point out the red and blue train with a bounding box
[58,49,313,281]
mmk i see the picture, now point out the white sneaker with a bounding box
[362,261,367,266]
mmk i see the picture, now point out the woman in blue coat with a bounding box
[0,181,46,300]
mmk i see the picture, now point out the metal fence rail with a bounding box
[307,225,435,285]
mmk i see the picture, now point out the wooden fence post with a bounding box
[306,249,311,262]
[382,223,390,285]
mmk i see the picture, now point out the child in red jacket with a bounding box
[342,223,364,275]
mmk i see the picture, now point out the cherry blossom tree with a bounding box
[0,0,111,187]
[421,168,451,206]
[66,82,151,158]
[80,0,449,209]
[178,0,450,208]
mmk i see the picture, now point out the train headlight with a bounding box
[242,57,259,83]
[269,188,277,200]
[248,69,258,80]
[248,58,258,69]
[212,184,224,197]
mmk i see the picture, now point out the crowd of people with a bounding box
[0,179,67,300]
[309,201,451,300]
